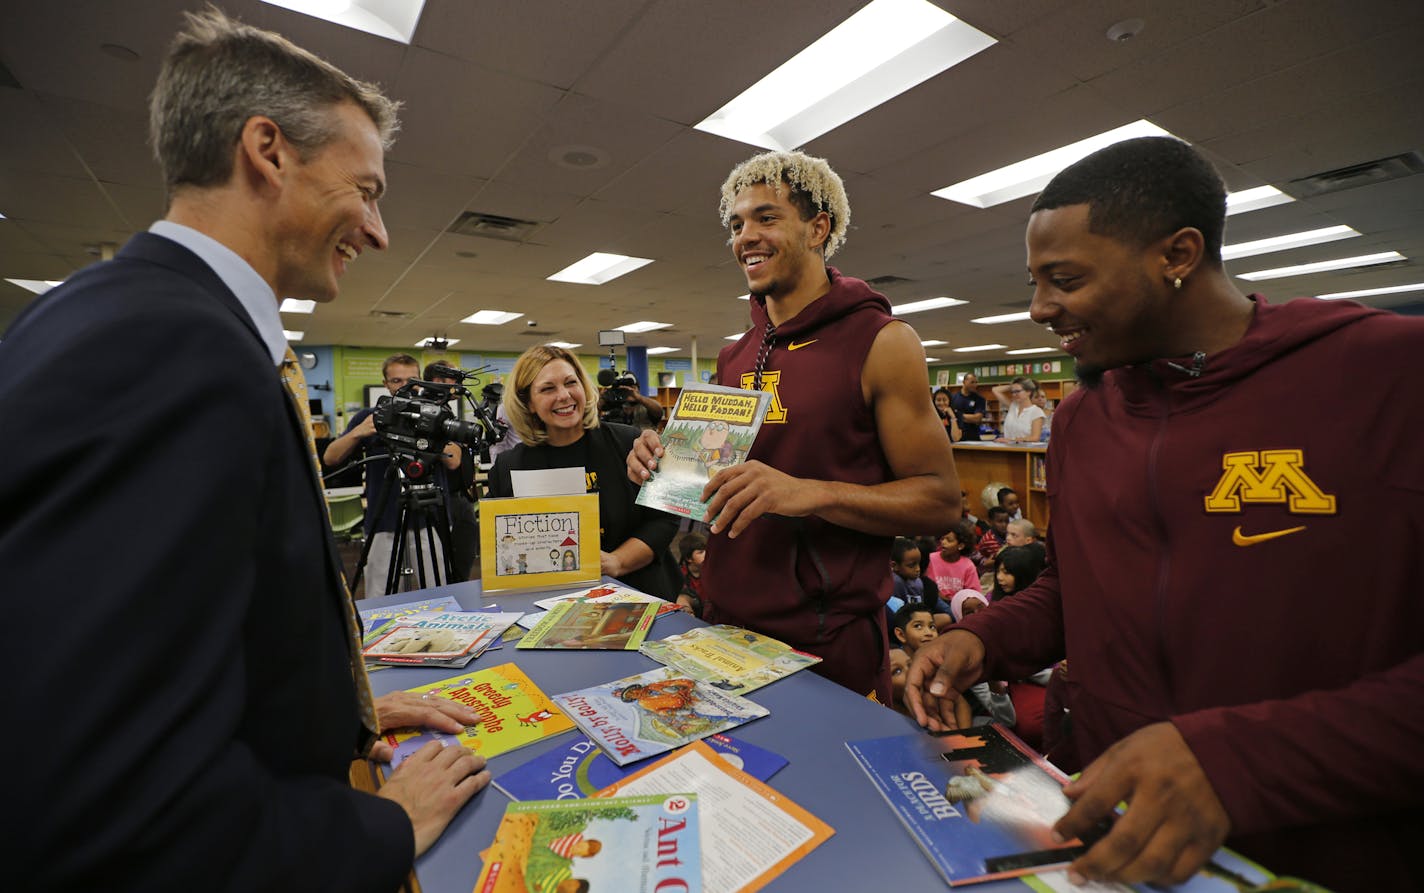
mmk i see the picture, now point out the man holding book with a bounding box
[905,137,1423,890]
[628,150,960,703]
[0,10,488,890]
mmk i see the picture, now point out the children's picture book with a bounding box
[846,724,1088,886]
[635,384,771,518]
[479,494,601,593]
[356,594,461,627]
[533,582,682,616]
[597,739,833,893]
[639,624,823,695]
[553,667,769,767]
[474,793,702,893]
[360,611,523,668]
[494,732,787,801]
[378,663,575,772]
[517,599,660,651]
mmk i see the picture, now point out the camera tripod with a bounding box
[352,456,456,596]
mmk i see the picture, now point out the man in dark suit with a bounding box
[0,10,488,890]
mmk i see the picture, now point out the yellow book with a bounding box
[479,494,601,593]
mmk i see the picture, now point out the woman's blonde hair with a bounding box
[503,345,600,445]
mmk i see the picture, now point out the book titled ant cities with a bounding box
[635,384,770,518]
[474,794,701,893]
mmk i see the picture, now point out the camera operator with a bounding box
[323,353,460,592]
[480,382,519,464]
[597,370,663,431]
[423,362,478,581]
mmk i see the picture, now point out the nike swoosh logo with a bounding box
[787,339,818,351]
[1231,525,1306,547]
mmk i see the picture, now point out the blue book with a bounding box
[494,732,786,801]
[846,725,1083,886]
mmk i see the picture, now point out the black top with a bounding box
[488,422,680,599]
[950,390,988,441]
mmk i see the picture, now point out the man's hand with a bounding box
[377,740,489,857]
[626,429,664,484]
[351,414,377,439]
[1054,722,1230,886]
[903,629,986,731]
[700,461,824,538]
[366,691,480,762]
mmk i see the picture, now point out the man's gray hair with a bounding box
[149,6,400,196]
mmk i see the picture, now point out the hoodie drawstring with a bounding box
[752,320,776,391]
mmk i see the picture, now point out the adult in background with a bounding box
[0,10,487,890]
[424,361,479,581]
[489,345,679,598]
[627,150,960,702]
[992,376,1045,444]
[324,353,462,592]
[950,372,987,441]
[933,386,963,441]
[906,136,1423,890]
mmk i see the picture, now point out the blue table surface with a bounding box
[361,580,1266,893]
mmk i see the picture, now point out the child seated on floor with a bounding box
[926,520,982,598]
[976,506,1010,571]
[675,532,706,617]
[891,604,971,725]
[947,591,1016,728]
[887,536,951,629]
[991,545,1055,751]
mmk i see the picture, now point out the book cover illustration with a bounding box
[533,583,682,616]
[639,624,823,694]
[1020,847,1308,892]
[379,662,575,771]
[474,793,701,893]
[553,667,769,766]
[479,494,601,593]
[846,724,1087,886]
[517,599,660,651]
[356,594,461,626]
[494,732,787,802]
[597,740,833,893]
[360,611,522,668]
[635,384,771,518]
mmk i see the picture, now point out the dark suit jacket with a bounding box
[0,234,413,891]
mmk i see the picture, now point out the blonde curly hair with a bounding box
[718,150,851,260]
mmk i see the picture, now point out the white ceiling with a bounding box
[2,0,1422,361]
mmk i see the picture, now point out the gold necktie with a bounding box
[281,347,380,743]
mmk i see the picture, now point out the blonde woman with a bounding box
[489,345,679,597]
[992,377,1045,444]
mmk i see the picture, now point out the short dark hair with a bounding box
[679,533,707,561]
[891,536,920,564]
[996,487,1018,506]
[1031,137,1227,265]
[382,354,419,380]
[987,506,1010,522]
[892,603,933,634]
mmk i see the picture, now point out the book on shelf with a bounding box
[635,384,771,518]
[597,739,833,893]
[360,610,522,668]
[639,624,822,695]
[552,667,769,767]
[479,493,601,593]
[846,724,1092,886]
[516,599,660,651]
[378,662,574,772]
[493,732,787,802]
[474,794,702,893]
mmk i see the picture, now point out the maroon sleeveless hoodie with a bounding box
[705,267,895,700]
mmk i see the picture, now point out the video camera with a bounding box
[371,364,505,475]
[596,368,642,422]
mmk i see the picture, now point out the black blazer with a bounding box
[0,234,412,891]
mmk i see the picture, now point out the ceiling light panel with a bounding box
[1225,185,1294,216]
[4,278,63,294]
[1316,282,1424,300]
[920,339,947,347]
[616,321,673,334]
[284,330,305,341]
[547,252,654,285]
[1221,225,1359,261]
[415,337,460,347]
[953,343,1007,352]
[694,0,995,151]
[971,311,1033,324]
[260,0,426,43]
[280,298,317,314]
[892,297,967,315]
[1007,347,1055,355]
[545,341,582,349]
[645,347,679,355]
[1236,251,1405,281]
[461,310,523,325]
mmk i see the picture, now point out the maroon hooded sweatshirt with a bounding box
[958,295,1424,889]
[705,267,895,701]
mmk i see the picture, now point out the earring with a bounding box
[1173,277,1183,290]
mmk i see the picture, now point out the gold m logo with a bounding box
[740,370,787,423]
[1203,450,1336,514]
